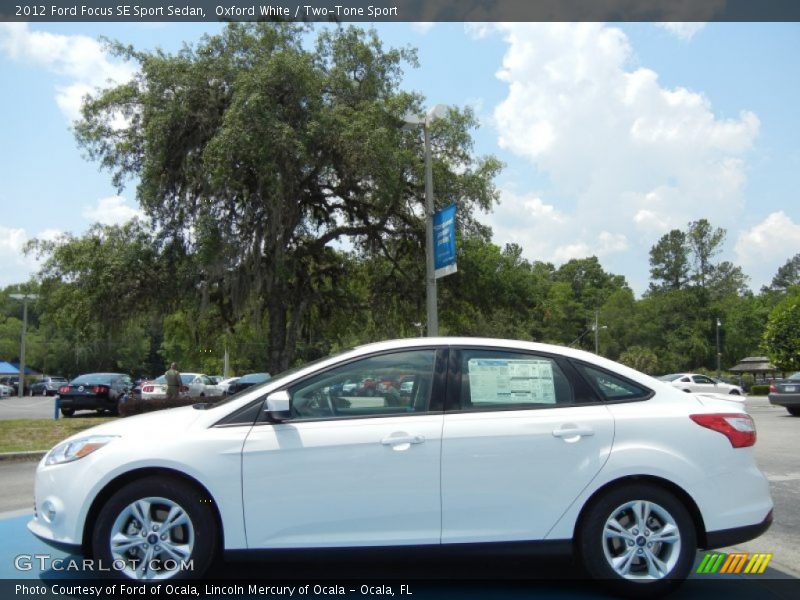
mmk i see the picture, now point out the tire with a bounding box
[787,407,800,417]
[578,483,696,597]
[60,407,75,417]
[91,476,217,580]
[729,390,740,396]
[682,389,692,393]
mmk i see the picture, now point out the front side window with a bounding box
[288,350,436,420]
[693,375,714,384]
[458,350,575,411]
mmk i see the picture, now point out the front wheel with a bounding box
[92,476,217,580]
[578,483,696,597]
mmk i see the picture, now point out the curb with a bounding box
[0,451,46,463]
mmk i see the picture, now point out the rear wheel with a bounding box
[60,407,75,417]
[729,390,740,395]
[92,476,217,580]
[578,483,696,597]
[787,407,800,417]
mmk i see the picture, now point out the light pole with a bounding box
[716,318,722,379]
[403,104,448,337]
[593,310,608,355]
[9,293,39,398]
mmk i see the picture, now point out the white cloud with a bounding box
[82,196,143,226]
[0,226,64,286]
[655,23,707,41]
[481,23,759,289]
[411,23,436,35]
[735,212,800,284]
[484,189,629,265]
[0,23,136,122]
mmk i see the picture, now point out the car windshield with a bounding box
[153,374,198,384]
[238,373,271,384]
[203,348,356,408]
[71,374,118,385]
[657,374,684,381]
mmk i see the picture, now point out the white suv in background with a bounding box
[30,338,771,595]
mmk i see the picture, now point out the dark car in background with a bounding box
[225,372,271,395]
[769,372,800,416]
[0,376,27,395]
[30,375,69,396]
[57,373,133,417]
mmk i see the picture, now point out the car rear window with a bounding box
[71,374,116,385]
[575,364,652,402]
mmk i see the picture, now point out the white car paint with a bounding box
[29,337,772,590]
[140,372,222,400]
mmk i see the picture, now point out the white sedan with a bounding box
[29,338,771,595]
[659,373,745,395]
[140,372,222,400]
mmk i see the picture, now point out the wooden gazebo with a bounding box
[728,356,780,381]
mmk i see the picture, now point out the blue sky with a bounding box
[1,21,799,294]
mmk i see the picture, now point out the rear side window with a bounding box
[458,350,576,411]
[575,364,652,401]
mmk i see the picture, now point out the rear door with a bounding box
[441,347,615,543]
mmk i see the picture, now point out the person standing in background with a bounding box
[165,362,181,401]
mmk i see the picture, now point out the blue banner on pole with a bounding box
[433,204,457,279]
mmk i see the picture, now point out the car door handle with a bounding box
[381,435,425,446]
[552,427,595,439]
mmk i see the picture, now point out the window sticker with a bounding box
[468,358,556,404]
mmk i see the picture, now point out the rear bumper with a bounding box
[768,393,800,407]
[58,396,115,410]
[703,510,773,549]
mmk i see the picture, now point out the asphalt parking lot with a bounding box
[0,396,797,598]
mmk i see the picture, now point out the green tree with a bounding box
[619,346,659,374]
[649,230,690,291]
[687,218,726,287]
[75,24,500,373]
[763,288,800,372]
[765,253,800,293]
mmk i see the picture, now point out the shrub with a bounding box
[750,384,771,396]
[118,395,198,417]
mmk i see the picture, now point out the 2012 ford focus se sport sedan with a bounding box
[29,338,772,595]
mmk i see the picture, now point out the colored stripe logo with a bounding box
[696,552,773,574]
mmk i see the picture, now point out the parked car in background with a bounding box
[217,376,240,395]
[29,338,771,594]
[29,376,69,397]
[57,373,133,417]
[658,373,745,395]
[0,376,27,395]
[0,383,13,398]
[141,373,222,401]
[225,372,271,395]
[768,372,800,416]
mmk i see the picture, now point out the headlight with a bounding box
[45,435,118,466]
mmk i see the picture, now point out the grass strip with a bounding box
[0,417,114,453]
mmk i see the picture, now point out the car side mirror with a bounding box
[265,390,291,421]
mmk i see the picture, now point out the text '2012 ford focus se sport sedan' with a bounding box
[29,338,772,595]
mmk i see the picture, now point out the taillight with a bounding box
[769,384,777,393]
[58,386,70,394]
[690,413,756,448]
[143,385,153,392]
[93,385,109,395]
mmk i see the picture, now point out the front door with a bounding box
[242,348,445,548]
